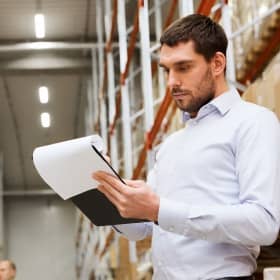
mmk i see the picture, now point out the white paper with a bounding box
[33,135,115,200]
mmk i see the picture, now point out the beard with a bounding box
[172,67,216,114]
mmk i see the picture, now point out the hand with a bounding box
[92,171,159,221]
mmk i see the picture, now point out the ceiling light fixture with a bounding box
[259,4,268,15]
[34,14,45,38]
[40,112,51,128]
[39,86,49,104]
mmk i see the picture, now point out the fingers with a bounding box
[93,172,149,194]
[93,173,156,220]
[96,181,130,218]
[124,179,147,189]
[93,172,121,200]
[97,184,120,206]
[93,171,127,194]
[96,179,122,202]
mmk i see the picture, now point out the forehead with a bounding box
[159,41,201,64]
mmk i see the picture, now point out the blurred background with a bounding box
[0,0,279,279]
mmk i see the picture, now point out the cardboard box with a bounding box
[242,81,259,103]
[263,63,280,119]
[264,267,280,280]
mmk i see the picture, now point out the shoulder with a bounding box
[233,100,279,126]
[233,101,280,147]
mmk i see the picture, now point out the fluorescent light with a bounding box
[30,42,54,50]
[40,112,51,128]
[259,5,268,15]
[34,14,45,38]
[39,86,49,104]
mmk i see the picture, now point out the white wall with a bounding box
[0,153,4,259]
[4,196,76,280]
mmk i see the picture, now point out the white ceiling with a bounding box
[0,0,103,191]
[0,0,97,41]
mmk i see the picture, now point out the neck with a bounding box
[189,77,229,118]
[214,77,229,98]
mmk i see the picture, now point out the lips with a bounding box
[172,92,191,99]
[172,89,191,95]
[172,93,187,96]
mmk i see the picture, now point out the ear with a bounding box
[211,52,226,77]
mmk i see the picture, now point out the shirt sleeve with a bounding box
[112,222,153,241]
[158,109,280,246]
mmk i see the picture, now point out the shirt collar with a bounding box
[210,87,241,116]
[182,87,241,122]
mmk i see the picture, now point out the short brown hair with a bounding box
[160,14,228,62]
[9,261,16,271]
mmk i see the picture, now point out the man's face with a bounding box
[159,41,216,115]
[0,261,15,280]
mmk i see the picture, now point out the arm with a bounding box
[159,110,280,246]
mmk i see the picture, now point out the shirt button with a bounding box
[169,226,174,232]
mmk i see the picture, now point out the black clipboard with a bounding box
[71,145,146,226]
[33,135,147,226]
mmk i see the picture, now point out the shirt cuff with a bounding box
[158,197,190,235]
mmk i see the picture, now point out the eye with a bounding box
[163,68,169,75]
[177,65,190,72]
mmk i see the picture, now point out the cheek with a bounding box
[181,71,203,89]
[196,69,214,90]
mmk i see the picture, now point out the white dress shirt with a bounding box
[115,88,280,280]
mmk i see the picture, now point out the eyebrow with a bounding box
[159,60,194,68]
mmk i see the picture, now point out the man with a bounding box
[93,14,280,279]
[0,260,16,280]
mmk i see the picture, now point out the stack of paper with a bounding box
[33,135,145,226]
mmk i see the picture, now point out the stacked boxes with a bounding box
[242,62,280,120]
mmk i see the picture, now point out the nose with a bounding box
[167,70,181,89]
